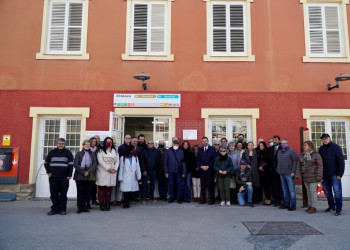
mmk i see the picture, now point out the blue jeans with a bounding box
[168,172,183,201]
[323,175,343,212]
[237,185,253,206]
[183,173,192,202]
[157,172,168,199]
[280,174,296,208]
[141,170,157,200]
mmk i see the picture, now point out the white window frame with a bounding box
[203,0,255,62]
[36,0,89,60]
[209,117,252,145]
[122,0,174,61]
[301,0,350,63]
[210,1,247,57]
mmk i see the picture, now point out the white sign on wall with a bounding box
[183,130,197,140]
[113,93,181,108]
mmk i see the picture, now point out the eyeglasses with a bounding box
[148,142,154,144]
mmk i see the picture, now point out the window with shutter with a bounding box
[307,4,343,57]
[204,0,254,62]
[47,0,84,54]
[211,2,246,56]
[131,2,167,55]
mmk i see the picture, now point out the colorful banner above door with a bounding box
[113,94,181,108]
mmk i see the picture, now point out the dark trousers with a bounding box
[168,172,183,201]
[49,177,69,212]
[76,180,89,209]
[200,169,214,201]
[262,186,272,200]
[123,192,132,206]
[141,170,157,199]
[87,181,98,204]
[157,172,168,198]
[272,172,283,203]
[98,186,112,204]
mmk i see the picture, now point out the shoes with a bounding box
[279,206,288,209]
[288,207,296,211]
[100,204,106,211]
[86,204,92,209]
[163,198,168,202]
[220,201,225,206]
[274,202,281,207]
[141,200,147,204]
[308,207,317,214]
[60,211,67,215]
[106,204,111,211]
[92,201,99,206]
[168,199,174,203]
[208,200,214,205]
[47,210,58,216]
[226,202,231,207]
[306,206,311,212]
[248,202,254,207]
[335,211,341,216]
[110,201,117,206]
[152,198,158,203]
[76,209,82,214]
[325,207,335,212]
[199,200,207,204]
[116,201,122,206]
[81,208,90,213]
[177,200,182,204]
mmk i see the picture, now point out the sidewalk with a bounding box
[0,199,349,250]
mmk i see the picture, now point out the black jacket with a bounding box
[242,150,260,187]
[73,150,97,181]
[183,149,196,176]
[234,167,253,190]
[140,147,160,173]
[319,142,345,177]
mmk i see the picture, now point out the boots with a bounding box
[106,203,111,211]
[305,206,311,212]
[100,203,106,211]
[308,207,317,214]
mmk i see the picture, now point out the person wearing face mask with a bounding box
[73,140,97,214]
[164,140,186,204]
[157,140,168,201]
[96,137,119,211]
[276,139,298,211]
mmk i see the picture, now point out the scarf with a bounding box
[301,149,313,171]
[219,153,228,162]
[90,146,97,153]
[81,150,92,169]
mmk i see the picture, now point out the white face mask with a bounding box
[173,146,179,150]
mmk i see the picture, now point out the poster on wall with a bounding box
[183,130,197,140]
[114,93,181,108]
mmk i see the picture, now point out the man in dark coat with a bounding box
[268,135,283,206]
[45,138,74,215]
[157,140,168,201]
[197,136,217,205]
[140,139,160,203]
[319,133,345,216]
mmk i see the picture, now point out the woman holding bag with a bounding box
[96,137,119,211]
[296,141,323,213]
[73,140,97,214]
[119,145,141,209]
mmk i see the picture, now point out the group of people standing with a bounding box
[44,132,345,216]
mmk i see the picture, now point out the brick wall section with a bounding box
[1,90,349,184]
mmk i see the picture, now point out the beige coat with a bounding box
[96,149,119,187]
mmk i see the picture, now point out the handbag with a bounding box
[317,182,326,198]
[230,178,236,189]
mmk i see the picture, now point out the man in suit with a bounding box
[197,137,217,205]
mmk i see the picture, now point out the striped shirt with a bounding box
[44,148,74,177]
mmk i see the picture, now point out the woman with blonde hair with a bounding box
[296,140,323,213]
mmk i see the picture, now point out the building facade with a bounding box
[1,0,350,198]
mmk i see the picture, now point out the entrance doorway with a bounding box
[124,117,171,147]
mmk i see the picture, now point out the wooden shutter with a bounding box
[48,2,66,52]
[67,3,83,52]
[212,4,227,53]
[308,4,342,57]
[132,4,148,53]
[230,4,245,53]
[324,6,341,55]
[150,3,166,53]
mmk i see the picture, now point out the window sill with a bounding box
[303,56,350,63]
[203,54,255,62]
[36,53,90,60]
[121,54,174,61]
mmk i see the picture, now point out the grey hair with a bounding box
[219,147,227,152]
[228,141,236,148]
[57,138,66,143]
[281,139,289,144]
